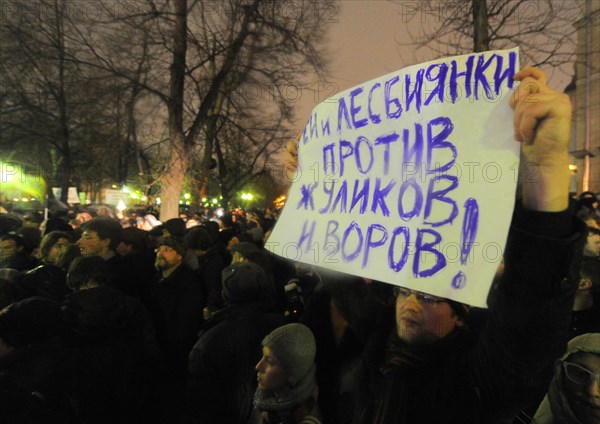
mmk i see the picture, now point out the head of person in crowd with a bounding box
[183,226,214,257]
[154,236,186,278]
[393,286,469,346]
[39,231,71,265]
[534,333,600,424]
[16,263,69,302]
[66,255,110,291]
[572,258,600,315]
[55,242,81,271]
[221,214,234,230]
[138,214,161,232]
[0,233,26,267]
[163,218,186,239]
[583,227,600,258]
[230,241,260,264]
[116,226,149,257]
[256,323,317,393]
[0,297,63,359]
[202,220,221,242]
[77,218,122,258]
[43,215,73,236]
[221,262,274,307]
[576,192,599,212]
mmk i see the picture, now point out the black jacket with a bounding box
[152,263,205,378]
[353,206,586,424]
[185,302,286,424]
[62,286,160,424]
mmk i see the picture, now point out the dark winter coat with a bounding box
[353,206,587,424]
[61,286,160,424]
[195,246,228,310]
[153,263,205,378]
[0,337,74,424]
[185,302,286,424]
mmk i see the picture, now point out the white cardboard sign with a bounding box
[267,49,520,307]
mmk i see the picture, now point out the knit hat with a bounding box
[221,262,269,304]
[262,323,316,386]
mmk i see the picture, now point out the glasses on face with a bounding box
[155,245,176,254]
[563,361,600,386]
[393,287,447,306]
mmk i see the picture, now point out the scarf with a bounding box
[253,364,318,423]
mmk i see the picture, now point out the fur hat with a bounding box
[221,262,269,304]
[157,236,187,256]
[164,218,187,238]
[262,323,316,386]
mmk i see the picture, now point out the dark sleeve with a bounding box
[165,271,206,376]
[471,203,586,417]
[185,333,222,423]
[202,254,226,310]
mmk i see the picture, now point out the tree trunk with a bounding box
[472,0,490,52]
[159,139,187,220]
[159,0,188,220]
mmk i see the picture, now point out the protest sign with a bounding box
[267,48,520,307]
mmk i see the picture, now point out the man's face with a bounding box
[77,230,109,256]
[155,245,182,272]
[395,290,463,345]
[563,352,600,424]
[255,346,288,392]
[583,233,600,257]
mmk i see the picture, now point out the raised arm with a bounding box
[509,66,572,212]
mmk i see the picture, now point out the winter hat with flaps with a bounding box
[262,323,316,387]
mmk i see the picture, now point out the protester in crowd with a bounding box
[583,227,600,258]
[0,233,39,271]
[38,231,71,265]
[184,225,228,312]
[185,262,285,424]
[348,67,587,423]
[250,323,322,424]
[569,258,600,339]
[301,274,392,424]
[162,218,187,239]
[151,236,205,421]
[0,297,73,423]
[62,255,159,424]
[78,217,147,297]
[116,226,157,301]
[532,333,600,424]
[10,231,72,302]
[55,242,81,271]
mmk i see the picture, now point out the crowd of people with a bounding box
[0,67,599,424]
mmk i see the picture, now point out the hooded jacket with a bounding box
[533,333,600,424]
